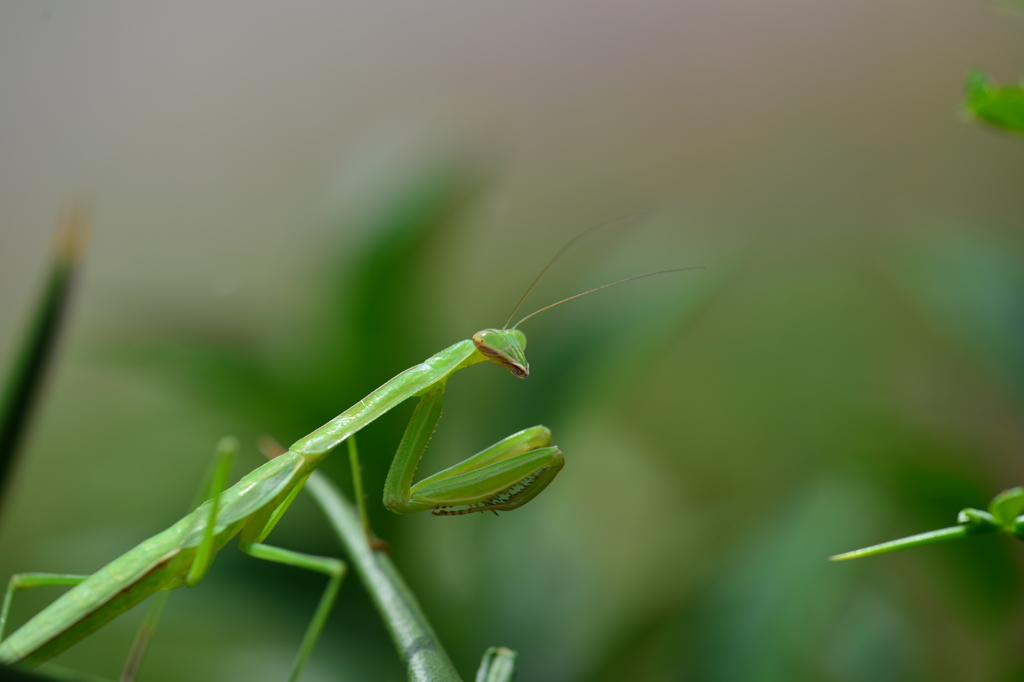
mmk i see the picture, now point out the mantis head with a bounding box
[472,329,529,378]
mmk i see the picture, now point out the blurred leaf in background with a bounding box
[964,70,1024,135]
[901,229,1024,406]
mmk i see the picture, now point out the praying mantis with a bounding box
[0,218,696,681]
[0,327,558,680]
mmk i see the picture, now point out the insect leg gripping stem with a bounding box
[239,541,346,682]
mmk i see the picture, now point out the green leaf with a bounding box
[956,507,998,527]
[988,487,1024,528]
[964,69,1024,134]
[475,647,518,682]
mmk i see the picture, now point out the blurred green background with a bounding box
[2,1,1024,681]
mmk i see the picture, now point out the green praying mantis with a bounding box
[0,220,695,681]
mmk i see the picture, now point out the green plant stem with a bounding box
[304,472,462,682]
[829,524,980,561]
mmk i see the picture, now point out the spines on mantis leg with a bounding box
[290,339,484,463]
[389,426,565,515]
[424,445,564,516]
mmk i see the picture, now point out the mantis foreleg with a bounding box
[382,384,446,513]
[382,381,564,515]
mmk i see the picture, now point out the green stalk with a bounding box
[304,472,463,682]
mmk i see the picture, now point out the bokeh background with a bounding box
[2,1,1024,680]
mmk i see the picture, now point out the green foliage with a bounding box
[964,70,1024,134]
[987,486,1024,528]
[473,647,517,682]
[901,232,1024,403]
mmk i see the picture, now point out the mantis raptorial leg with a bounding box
[0,218,697,678]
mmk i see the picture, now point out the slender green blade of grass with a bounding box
[0,204,90,506]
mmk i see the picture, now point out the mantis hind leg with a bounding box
[117,590,169,682]
[238,541,346,682]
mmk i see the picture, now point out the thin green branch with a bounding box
[829,524,987,561]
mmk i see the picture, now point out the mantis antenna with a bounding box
[502,213,649,328]
[510,266,704,330]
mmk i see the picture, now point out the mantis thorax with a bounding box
[472,329,529,378]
